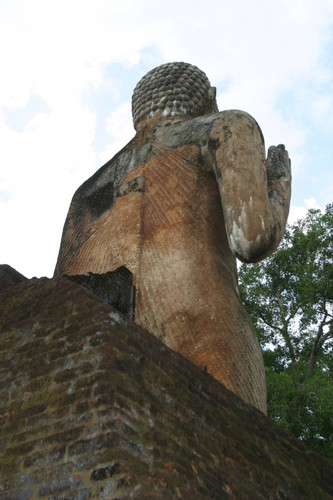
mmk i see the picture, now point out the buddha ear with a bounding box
[208,87,218,113]
[208,87,216,100]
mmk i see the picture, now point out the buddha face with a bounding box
[132,62,218,130]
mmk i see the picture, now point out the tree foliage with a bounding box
[238,204,333,461]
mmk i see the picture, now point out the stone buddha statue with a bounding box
[55,62,291,414]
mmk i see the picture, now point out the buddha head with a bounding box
[132,62,218,130]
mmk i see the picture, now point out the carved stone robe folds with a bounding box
[55,110,291,414]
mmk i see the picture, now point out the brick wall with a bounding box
[0,269,332,499]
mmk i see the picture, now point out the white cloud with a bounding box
[288,206,308,225]
[304,198,324,210]
[311,95,333,129]
[288,197,326,225]
[99,103,134,165]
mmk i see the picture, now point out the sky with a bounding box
[1,0,333,278]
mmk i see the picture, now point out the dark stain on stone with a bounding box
[90,463,120,481]
[113,176,145,200]
[86,181,114,219]
[208,137,220,151]
[222,125,232,140]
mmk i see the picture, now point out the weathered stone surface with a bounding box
[54,63,291,414]
[0,272,332,499]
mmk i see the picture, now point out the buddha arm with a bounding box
[209,110,291,263]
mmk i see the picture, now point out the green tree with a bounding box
[238,204,333,461]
